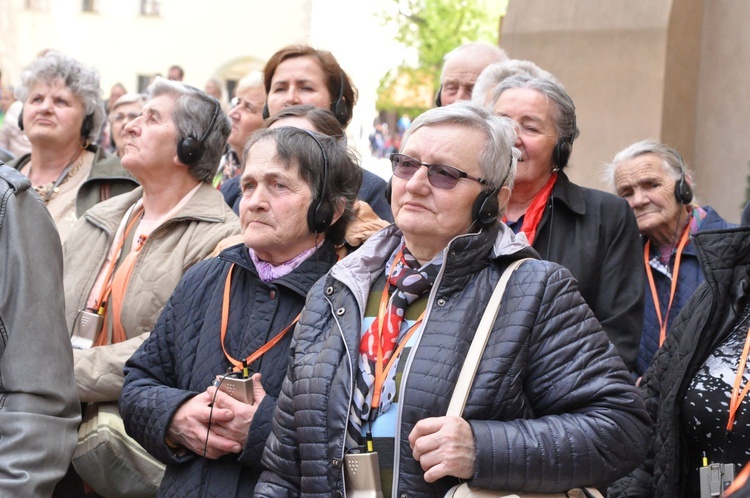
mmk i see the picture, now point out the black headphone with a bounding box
[18,107,94,139]
[552,136,573,170]
[434,84,443,107]
[177,100,221,165]
[299,129,334,233]
[673,151,694,205]
[262,71,347,124]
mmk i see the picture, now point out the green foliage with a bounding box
[376,0,507,113]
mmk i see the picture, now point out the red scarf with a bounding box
[504,172,558,244]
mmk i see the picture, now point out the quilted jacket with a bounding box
[608,226,750,498]
[255,222,651,497]
[119,242,339,497]
[532,170,644,371]
[64,183,240,403]
[636,206,735,376]
[0,165,80,496]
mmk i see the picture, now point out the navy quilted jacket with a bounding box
[636,206,735,376]
[120,242,338,497]
[255,223,651,497]
[609,226,750,498]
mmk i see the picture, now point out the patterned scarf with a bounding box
[347,243,441,449]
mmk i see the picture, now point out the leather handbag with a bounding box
[444,258,604,498]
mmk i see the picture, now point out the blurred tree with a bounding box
[376,0,507,115]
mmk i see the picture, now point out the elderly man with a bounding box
[0,164,80,496]
[436,42,508,107]
[63,77,240,496]
[608,139,734,376]
[120,127,363,496]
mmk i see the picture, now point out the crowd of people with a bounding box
[1,39,749,498]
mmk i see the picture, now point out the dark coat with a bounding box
[255,223,650,497]
[637,206,735,376]
[531,171,645,371]
[119,242,338,497]
[608,226,750,497]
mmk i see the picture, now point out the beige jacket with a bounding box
[64,183,241,402]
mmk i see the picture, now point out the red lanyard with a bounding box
[220,263,299,374]
[370,278,426,411]
[727,325,750,431]
[644,221,691,346]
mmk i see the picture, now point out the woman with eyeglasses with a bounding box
[255,102,650,496]
[108,93,146,157]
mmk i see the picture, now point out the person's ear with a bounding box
[497,186,512,218]
[330,197,346,226]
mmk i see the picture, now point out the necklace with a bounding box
[31,150,86,202]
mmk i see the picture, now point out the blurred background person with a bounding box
[8,51,137,242]
[0,89,31,159]
[608,223,750,497]
[436,42,508,107]
[167,65,184,82]
[105,82,127,113]
[215,71,265,189]
[204,76,228,110]
[108,93,146,158]
[608,139,735,377]
[488,73,644,371]
[0,164,80,497]
[255,102,649,496]
[0,85,14,125]
[61,77,239,497]
[120,126,362,496]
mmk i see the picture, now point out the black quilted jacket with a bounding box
[608,227,750,498]
[119,242,338,497]
[255,223,651,497]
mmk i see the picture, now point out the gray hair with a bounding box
[15,51,106,144]
[605,139,692,190]
[488,73,579,168]
[235,70,264,96]
[243,127,362,245]
[472,59,555,107]
[440,43,508,81]
[401,101,519,190]
[110,93,147,113]
[147,77,230,182]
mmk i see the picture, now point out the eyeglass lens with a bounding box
[391,154,462,189]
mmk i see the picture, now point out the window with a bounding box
[140,0,160,16]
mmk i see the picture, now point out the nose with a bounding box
[229,104,241,122]
[38,96,53,113]
[631,188,647,208]
[456,86,472,102]
[283,88,301,106]
[404,163,431,195]
[123,115,142,136]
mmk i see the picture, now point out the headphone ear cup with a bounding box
[472,189,500,227]
[80,113,94,140]
[307,199,334,233]
[552,138,571,169]
[435,84,443,107]
[333,97,347,124]
[262,102,270,120]
[177,137,202,165]
[17,107,24,131]
[674,173,694,205]
[384,179,392,205]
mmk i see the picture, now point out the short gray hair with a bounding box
[235,70,264,96]
[440,43,508,81]
[16,51,106,144]
[488,73,579,169]
[401,101,518,190]
[147,77,230,182]
[472,59,555,107]
[605,139,691,190]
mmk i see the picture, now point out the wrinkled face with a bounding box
[392,124,486,259]
[121,95,179,177]
[614,153,683,239]
[493,88,558,188]
[440,55,494,106]
[266,56,332,117]
[239,138,317,263]
[23,78,86,146]
[110,101,143,155]
[227,85,266,154]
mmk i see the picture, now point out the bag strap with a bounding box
[446,258,532,417]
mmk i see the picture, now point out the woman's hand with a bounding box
[408,416,475,482]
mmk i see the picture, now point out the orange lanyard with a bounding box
[726,325,750,431]
[95,206,145,312]
[644,222,691,346]
[370,278,426,411]
[220,263,299,374]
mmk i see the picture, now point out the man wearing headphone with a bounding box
[609,139,735,377]
[120,127,363,496]
[435,42,508,107]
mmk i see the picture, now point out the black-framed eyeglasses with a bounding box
[390,153,487,190]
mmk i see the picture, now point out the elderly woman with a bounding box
[221,44,392,222]
[609,224,750,497]
[108,92,146,157]
[254,102,650,496]
[8,51,138,242]
[63,78,240,496]
[488,73,643,371]
[608,139,734,377]
[119,126,362,496]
